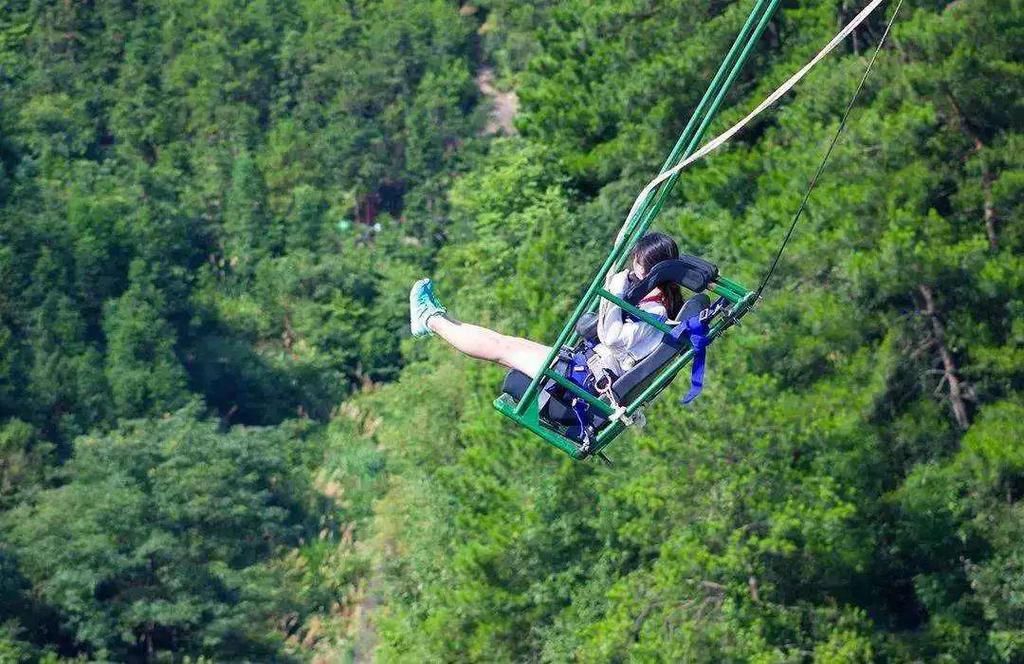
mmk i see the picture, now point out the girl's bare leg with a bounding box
[427,314,552,378]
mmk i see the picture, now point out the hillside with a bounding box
[1,0,1023,661]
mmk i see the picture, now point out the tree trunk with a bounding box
[918,284,970,430]
[982,167,998,251]
[970,134,999,251]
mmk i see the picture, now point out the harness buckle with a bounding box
[608,406,634,426]
[594,371,614,394]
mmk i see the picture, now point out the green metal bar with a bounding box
[542,369,616,416]
[717,275,750,293]
[510,0,780,425]
[595,419,625,448]
[494,394,584,459]
[616,0,783,269]
[612,0,777,264]
[710,283,745,304]
[595,289,675,335]
[658,1,773,173]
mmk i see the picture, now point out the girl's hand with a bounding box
[605,269,630,296]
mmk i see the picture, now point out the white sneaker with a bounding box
[409,278,446,338]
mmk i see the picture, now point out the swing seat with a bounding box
[500,291,712,435]
[501,369,595,426]
[495,251,754,461]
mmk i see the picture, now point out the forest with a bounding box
[0,0,1022,661]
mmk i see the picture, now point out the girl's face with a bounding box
[631,257,647,281]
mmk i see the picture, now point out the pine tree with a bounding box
[222,151,276,267]
[103,261,188,420]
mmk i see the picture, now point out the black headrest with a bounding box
[623,254,719,306]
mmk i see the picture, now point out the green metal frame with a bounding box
[494,0,780,461]
[494,286,756,460]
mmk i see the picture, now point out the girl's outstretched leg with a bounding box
[409,278,551,377]
[427,315,551,378]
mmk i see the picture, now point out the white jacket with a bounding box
[594,270,667,376]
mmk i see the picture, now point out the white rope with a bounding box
[616,0,889,246]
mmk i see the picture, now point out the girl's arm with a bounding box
[597,271,665,353]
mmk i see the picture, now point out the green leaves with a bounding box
[370,1,1024,662]
[222,150,277,267]
[1,406,316,660]
[103,261,189,420]
[0,0,1021,661]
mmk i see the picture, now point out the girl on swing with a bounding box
[409,232,685,378]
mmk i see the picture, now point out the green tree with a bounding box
[0,419,52,506]
[103,261,188,420]
[223,150,276,266]
[2,404,316,661]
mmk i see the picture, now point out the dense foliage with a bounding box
[1,0,474,658]
[1,0,1022,661]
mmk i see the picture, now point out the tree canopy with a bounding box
[1,0,1022,661]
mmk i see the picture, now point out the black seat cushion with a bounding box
[611,293,711,403]
[575,311,599,341]
[501,370,577,424]
[622,255,719,305]
[501,369,610,431]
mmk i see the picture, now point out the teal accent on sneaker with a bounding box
[409,278,447,338]
[423,279,446,311]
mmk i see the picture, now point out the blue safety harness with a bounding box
[666,310,712,405]
[543,345,599,444]
[548,300,717,442]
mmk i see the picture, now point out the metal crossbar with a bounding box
[594,289,676,335]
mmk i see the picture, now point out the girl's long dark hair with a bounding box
[631,232,684,318]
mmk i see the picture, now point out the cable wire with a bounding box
[755,0,905,297]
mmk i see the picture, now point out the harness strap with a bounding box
[568,351,596,442]
[539,357,570,414]
[668,315,711,404]
[541,350,599,444]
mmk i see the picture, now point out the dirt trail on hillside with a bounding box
[351,565,382,662]
[476,66,518,135]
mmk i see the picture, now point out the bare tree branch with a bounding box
[918,284,971,429]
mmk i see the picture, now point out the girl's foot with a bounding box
[409,278,447,338]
